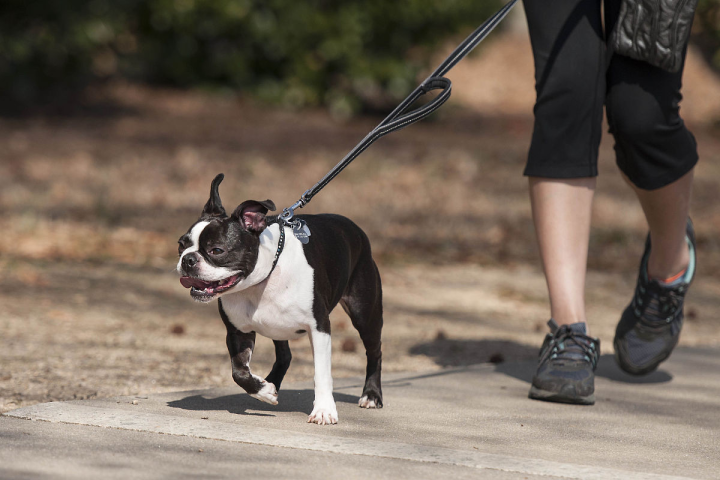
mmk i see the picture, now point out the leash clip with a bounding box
[279,206,311,244]
[279,207,295,226]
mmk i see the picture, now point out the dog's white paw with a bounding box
[358,395,381,409]
[307,401,338,425]
[250,382,278,405]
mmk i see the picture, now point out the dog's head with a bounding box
[177,174,275,302]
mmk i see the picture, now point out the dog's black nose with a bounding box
[182,253,199,270]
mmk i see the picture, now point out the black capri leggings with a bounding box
[523,0,698,190]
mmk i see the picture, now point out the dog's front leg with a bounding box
[219,300,278,405]
[265,340,292,391]
[307,328,338,425]
[227,330,278,405]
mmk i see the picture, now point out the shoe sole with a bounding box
[528,386,595,406]
[613,339,674,376]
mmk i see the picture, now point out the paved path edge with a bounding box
[4,402,692,480]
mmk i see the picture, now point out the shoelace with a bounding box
[632,279,686,325]
[544,325,598,368]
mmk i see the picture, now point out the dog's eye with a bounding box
[210,248,225,256]
[177,242,184,256]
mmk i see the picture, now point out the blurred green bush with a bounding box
[698,0,720,68]
[0,0,503,114]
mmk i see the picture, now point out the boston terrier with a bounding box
[176,174,383,425]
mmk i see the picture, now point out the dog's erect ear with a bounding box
[232,199,276,233]
[201,174,227,219]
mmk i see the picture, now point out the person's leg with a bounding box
[523,0,605,328]
[624,170,693,281]
[529,177,595,327]
[523,0,604,404]
[604,0,699,375]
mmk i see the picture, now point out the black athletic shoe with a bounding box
[614,219,696,376]
[529,319,600,405]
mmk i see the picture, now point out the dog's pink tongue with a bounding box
[180,276,210,289]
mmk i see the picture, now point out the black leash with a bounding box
[277,0,519,237]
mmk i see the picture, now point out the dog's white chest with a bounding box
[220,232,316,340]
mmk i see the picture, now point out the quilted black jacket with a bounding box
[611,0,698,72]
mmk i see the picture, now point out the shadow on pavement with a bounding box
[410,338,673,384]
[409,338,538,367]
[167,389,360,416]
[594,355,673,383]
[493,354,672,384]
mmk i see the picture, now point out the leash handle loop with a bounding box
[374,77,451,138]
[281,76,451,222]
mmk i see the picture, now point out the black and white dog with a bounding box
[176,174,383,425]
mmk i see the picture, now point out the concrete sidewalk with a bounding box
[3,348,719,479]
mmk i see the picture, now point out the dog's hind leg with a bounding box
[341,256,383,409]
[219,299,278,405]
[265,340,292,391]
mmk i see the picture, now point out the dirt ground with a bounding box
[2,31,720,413]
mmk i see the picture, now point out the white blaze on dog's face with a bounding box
[176,220,210,274]
[176,173,276,303]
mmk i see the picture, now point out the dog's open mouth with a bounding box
[179,274,242,301]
